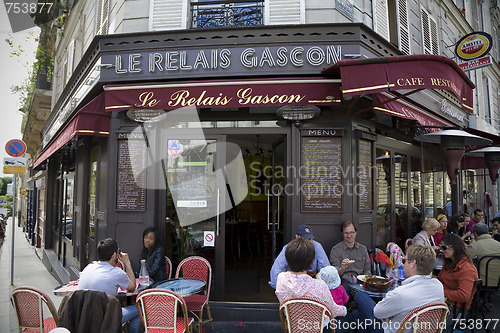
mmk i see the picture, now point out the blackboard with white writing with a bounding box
[117,139,147,211]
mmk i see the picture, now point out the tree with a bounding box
[0,177,12,196]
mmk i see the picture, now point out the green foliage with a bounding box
[0,178,12,196]
[0,194,13,214]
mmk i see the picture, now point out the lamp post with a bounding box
[415,129,492,215]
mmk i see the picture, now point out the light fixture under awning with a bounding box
[33,94,109,168]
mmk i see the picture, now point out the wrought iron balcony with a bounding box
[191,0,264,28]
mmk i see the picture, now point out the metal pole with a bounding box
[10,175,16,285]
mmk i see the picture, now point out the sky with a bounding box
[0,7,40,177]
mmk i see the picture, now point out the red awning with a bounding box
[33,94,109,168]
[372,93,452,128]
[322,54,475,112]
[104,78,341,111]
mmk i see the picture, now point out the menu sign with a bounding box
[358,138,373,211]
[117,136,147,210]
[301,130,342,212]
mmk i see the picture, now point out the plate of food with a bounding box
[356,274,384,283]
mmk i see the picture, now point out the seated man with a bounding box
[78,238,141,333]
[340,245,444,333]
[269,224,330,289]
[330,220,371,283]
[467,223,500,288]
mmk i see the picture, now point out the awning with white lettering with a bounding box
[103,77,342,111]
[321,54,475,112]
[372,92,453,128]
[33,94,109,168]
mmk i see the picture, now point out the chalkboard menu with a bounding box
[117,137,147,210]
[301,130,342,212]
[358,138,373,211]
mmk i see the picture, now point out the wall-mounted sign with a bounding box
[455,32,492,61]
[276,105,321,121]
[126,109,164,122]
[458,55,492,72]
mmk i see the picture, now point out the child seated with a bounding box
[317,266,349,306]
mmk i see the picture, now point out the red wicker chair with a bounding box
[279,297,334,333]
[404,238,413,250]
[135,289,194,333]
[165,256,172,280]
[10,286,58,333]
[395,301,449,333]
[175,256,213,333]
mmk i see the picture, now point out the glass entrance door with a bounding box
[165,135,228,300]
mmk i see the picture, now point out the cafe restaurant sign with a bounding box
[100,44,359,81]
[454,32,492,61]
[104,78,341,111]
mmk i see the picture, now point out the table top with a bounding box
[347,281,397,299]
[55,277,206,298]
[150,278,206,297]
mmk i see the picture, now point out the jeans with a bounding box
[122,304,141,333]
[335,292,383,333]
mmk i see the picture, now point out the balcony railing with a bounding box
[191,0,264,28]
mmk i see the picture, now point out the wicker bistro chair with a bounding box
[10,286,58,333]
[136,289,194,333]
[395,301,449,333]
[175,256,214,333]
[165,256,172,280]
[279,297,334,333]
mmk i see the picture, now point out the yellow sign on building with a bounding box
[3,166,26,174]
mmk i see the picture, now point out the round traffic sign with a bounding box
[5,139,27,157]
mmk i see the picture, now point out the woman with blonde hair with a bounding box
[413,218,440,250]
[433,214,448,246]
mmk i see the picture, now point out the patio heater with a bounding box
[466,146,500,185]
[415,129,492,215]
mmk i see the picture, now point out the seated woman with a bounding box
[437,234,478,315]
[275,238,347,331]
[141,227,167,283]
[433,214,448,246]
[447,214,472,243]
[413,218,440,250]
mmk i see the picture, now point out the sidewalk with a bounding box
[0,218,62,332]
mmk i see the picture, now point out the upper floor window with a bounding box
[421,7,439,55]
[191,0,264,28]
[96,0,109,35]
[373,0,410,54]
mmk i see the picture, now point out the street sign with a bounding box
[5,139,27,157]
[3,166,26,174]
[3,157,26,167]
[458,55,492,72]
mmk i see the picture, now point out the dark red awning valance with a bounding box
[104,78,342,111]
[33,94,109,168]
[372,93,452,128]
[322,54,475,112]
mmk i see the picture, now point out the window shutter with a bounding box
[96,0,109,35]
[397,0,410,54]
[265,0,304,25]
[421,8,431,54]
[66,40,75,83]
[429,15,439,55]
[149,0,188,31]
[373,0,390,41]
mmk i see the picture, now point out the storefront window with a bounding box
[88,145,98,240]
[62,176,74,240]
[376,149,391,247]
[435,172,444,215]
[464,170,476,214]
[395,154,409,244]
[411,156,422,235]
[424,160,434,220]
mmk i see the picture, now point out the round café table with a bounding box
[347,282,396,299]
[150,278,206,297]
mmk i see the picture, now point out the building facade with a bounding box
[22,0,500,302]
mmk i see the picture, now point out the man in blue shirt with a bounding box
[269,224,330,288]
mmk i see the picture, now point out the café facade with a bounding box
[35,23,475,302]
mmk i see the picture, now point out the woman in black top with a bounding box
[141,227,167,282]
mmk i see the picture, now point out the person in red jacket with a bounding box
[437,234,478,314]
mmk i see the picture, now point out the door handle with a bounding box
[267,190,270,230]
[216,188,220,236]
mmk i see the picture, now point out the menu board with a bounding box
[301,130,342,212]
[117,138,147,210]
[358,138,373,211]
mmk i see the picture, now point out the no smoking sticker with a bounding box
[204,231,215,247]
